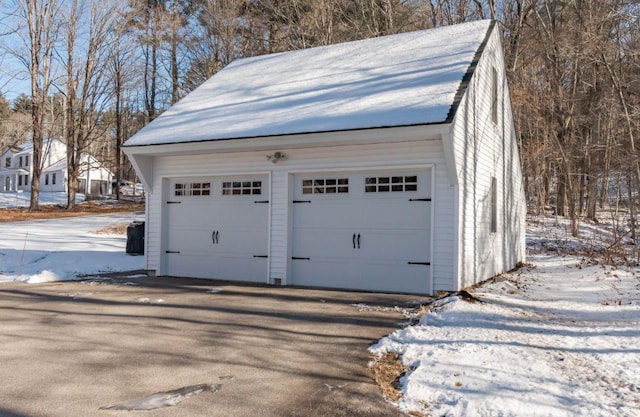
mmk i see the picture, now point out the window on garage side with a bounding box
[491,67,498,124]
[302,178,349,194]
[222,181,262,195]
[490,177,497,233]
[365,175,417,192]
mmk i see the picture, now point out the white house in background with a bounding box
[123,20,526,295]
[0,138,113,195]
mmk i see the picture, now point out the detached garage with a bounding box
[123,20,526,295]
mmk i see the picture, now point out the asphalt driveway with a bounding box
[0,277,423,417]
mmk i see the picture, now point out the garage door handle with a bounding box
[357,233,361,249]
[212,230,219,244]
[352,233,356,249]
[409,198,431,202]
[408,262,431,266]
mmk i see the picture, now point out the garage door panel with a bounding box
[292,228,358,259]
[291,169,432,294]
[166,253,217,279]
[211,203,268,227]
[214,256,268,282]
[358,230,430,262]
[360,263,430,293]
[292,202,362,228]
[291,260,360,289]
[216,228,269,254]
[168,202,214,228]
[165,175,269,283]
[361,200,431,229]
[167,227,217,252]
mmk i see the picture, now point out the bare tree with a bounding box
[13,0,61,211]
[61,0,116,208]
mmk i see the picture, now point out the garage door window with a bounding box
[174,182,211,196]
[365,175,417,192]
[222,181,262,195]
[302,178,349,194]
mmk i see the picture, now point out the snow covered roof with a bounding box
[45,158,66,172]
[124,20,494,147]
[13,138,61,156]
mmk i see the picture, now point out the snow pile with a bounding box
[371,219,640,417]
[527,214,639,258]
[101,384,220,411]
[0,213,144,283]
[0,191,85,208]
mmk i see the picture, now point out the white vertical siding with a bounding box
[269,171,289,282]
[144,136,457,293]
[451,26,526,289]
[146,177,162,273]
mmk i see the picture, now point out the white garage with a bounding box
[123,20,526,295]
[291,170,432,293]
[163,175,269,282]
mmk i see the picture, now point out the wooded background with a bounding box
[0,0,638,239]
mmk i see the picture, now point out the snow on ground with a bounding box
[0,212,144,283]
[371,215,640,417]
[0,191,86,208]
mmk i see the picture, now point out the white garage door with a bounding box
[291,170,431,293]
[164,175,269,282]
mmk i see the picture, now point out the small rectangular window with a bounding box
[222,180,261,196]
[174,182,211,197]
[4,157,10,168]
[491,67,498,124]
[45,174,49,185]
[490,177,497,233]
[52,173,56,185]
[25,175,29,185]
[18,176,22,186]
[365,175,417,193]
[25,155,29,167]
[19,156,23,167]
[302,178,349,194]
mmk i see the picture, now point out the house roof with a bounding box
[13,138,60,156]
[124,19,494,147]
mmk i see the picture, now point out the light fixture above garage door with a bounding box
[266,151,287,163]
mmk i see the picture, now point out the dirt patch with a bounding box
[0,200,144,223]
[453,290,482,303]
[94,223,129,235]
[369,352,407,402]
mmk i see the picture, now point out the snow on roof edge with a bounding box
[122,120,452,148]
[445,20,497,123]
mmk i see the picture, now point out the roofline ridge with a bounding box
[444,19,497,123]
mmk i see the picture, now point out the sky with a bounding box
[0,1,32,101]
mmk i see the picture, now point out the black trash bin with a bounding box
[126,221,145,255]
